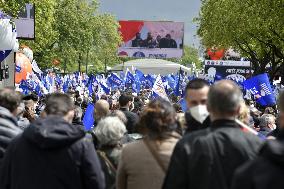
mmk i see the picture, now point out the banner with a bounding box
[118,21,184,58]
[204,60,251,82]
[243,73,276,106]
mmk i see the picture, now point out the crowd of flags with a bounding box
[18,68,277,107]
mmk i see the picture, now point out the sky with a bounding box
[98,0,202,48]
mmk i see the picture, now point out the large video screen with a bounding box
[14,3,35,39]
[204,60,252,82]
[118,21,184,58]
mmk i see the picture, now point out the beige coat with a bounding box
[116,135,179,189]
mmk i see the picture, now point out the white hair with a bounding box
[94,116,126,146]
[259,114,275,127]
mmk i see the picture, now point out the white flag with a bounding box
[152,75,169,101]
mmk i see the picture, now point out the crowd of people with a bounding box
[132,32,178,48]
[0,78,283,189]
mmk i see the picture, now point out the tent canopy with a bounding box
[111,59,191,75]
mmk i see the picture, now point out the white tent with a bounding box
[111,59,191,75]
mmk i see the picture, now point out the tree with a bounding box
[180,45,202,69]
[197,0,284,79]
[22,0,58,69]
[0,0,28,17]
[2,0,122,73]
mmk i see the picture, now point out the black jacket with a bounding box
[120,108,139,134]
[0,116,105,189]
[231,129,284,189]
[163,119,263,189]
[0,106,22,160]
[184,111,210,134]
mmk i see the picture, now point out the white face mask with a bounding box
[189,105,209,124]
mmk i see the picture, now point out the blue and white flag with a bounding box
[243,73,276,106]
[100,82,110,95]
[152,75,169,101]
[32,60,43,74]
[108,73,123,86]
[125,69,135,84]
[15,65,21,73]
[0,50,12,62]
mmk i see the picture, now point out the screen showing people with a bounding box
[132,32,178,48]
[118,21,184,58]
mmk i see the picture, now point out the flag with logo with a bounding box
[108,73,123,87]
[152,75,169,101]
[243,73,276,106]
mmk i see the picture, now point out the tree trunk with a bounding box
[78,53,82,72]
[281,64,284,85]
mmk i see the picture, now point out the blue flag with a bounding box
[83,103,95,131]
[108,73,123,86]
[174,70,181,96]
[15,65,21,73]
[126,71,135,84]
[134,74,141,93]
[145,74,155,87]
[100,82,110,95]
[135,69,145,82]
[35,84,42,97]
[0,50,12,62]
[166,75,176,89]
[179,98,187,112]
[243,73,276,106]
[87,75,94,96]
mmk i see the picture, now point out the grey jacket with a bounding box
[0,106,22,160]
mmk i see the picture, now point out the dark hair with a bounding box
[139,98,177,139]
[45,93,74,116]
[278,91,284,112]
[119,94,133,107]
[186,79,209,91]
[0,88,22,113]
[22,93,38,101]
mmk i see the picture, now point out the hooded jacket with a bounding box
[231,129,284,189]
[0,106,22,160]
[0,116,105,189]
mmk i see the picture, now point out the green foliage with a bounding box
[22,0,58,69]
[0,0,28,17]
[180,45,202,69]
[197,0,284,77]
[3,0,121,73]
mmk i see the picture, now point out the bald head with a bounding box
[94,100,110,122]
[207,80,243,118]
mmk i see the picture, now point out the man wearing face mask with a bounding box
[184,79,210,134]
[163,80,262,189]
